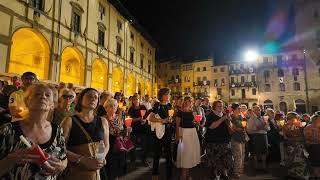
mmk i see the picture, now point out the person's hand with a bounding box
[6,149,40,165]
[0,107,6,113]
[176,136,182,143]
[126,127,132,135]
[80,157,105,171]
[220,115,228,122]
[167,117,173,123]
[141,118,146,125]
[41,156,66,176]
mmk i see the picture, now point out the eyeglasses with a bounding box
[62,95,74,99]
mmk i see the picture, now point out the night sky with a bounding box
[122,0,295,64]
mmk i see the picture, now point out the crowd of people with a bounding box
[0,71,319,180]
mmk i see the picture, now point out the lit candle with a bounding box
[140,109,146,117]
[293,119,301,128]
[241,121,247,128]
[279,120,285,126]
[125,116,133,127]
[168,109,174,117]
[19,107,29,119]
[194,114,202,123]
[118,102,123,109]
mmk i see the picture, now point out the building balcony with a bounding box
[258,62,275,68]
[229,67,256,75]
[168,78,181,84]
[230,81,257,88]
[193,80,210,86]
[195,92,210,98]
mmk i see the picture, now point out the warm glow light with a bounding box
[115,81,119,85]
[100,76,103,80]
[244,50,258,62]
[209,93,212,97]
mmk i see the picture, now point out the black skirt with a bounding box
[308,144,320,167]
[250,133,268,154]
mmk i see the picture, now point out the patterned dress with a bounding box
[0,122,67,180]
[283,123,309,179]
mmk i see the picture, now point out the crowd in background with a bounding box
[0,71,319,180]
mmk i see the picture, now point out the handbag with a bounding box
[113,136,135,153]
[63,115,101,180]
[113,136,127,152]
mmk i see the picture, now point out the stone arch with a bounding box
[60,47,85,85]
[91,59,108,90]
[9,28,50,80]
[126,72,136,96]
[112,66,123,93]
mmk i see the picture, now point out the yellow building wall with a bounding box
[0,0,156,96]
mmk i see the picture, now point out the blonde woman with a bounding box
[52,88,76,125]
[104,98,130,180]
[175,96,200,180]
[0,83,67,179]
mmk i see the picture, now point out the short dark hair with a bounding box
[75,88,100,112]
[21,72,36,80]
[157,87,170,102]
[114,92,122,98]
[232,103,240,110]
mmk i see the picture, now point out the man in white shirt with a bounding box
[247,106,270,172]
[141,94,152,111]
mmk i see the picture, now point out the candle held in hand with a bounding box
[140,109,146,117]
[168,109,174,117]
[241,121,247,128]
[194,114,202,123]
[125,117,133,127]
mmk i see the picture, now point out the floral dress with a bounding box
[0,122,67,180]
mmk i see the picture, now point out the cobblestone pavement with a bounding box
[122,159,286,180]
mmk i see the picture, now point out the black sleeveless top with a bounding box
[68,115,104,146]
[176,110,195,128]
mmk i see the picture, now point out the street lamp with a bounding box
[244,50,259,62]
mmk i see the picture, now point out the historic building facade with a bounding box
[212,64,229,103]
[0,0,156,96]
[228,62,258,108]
